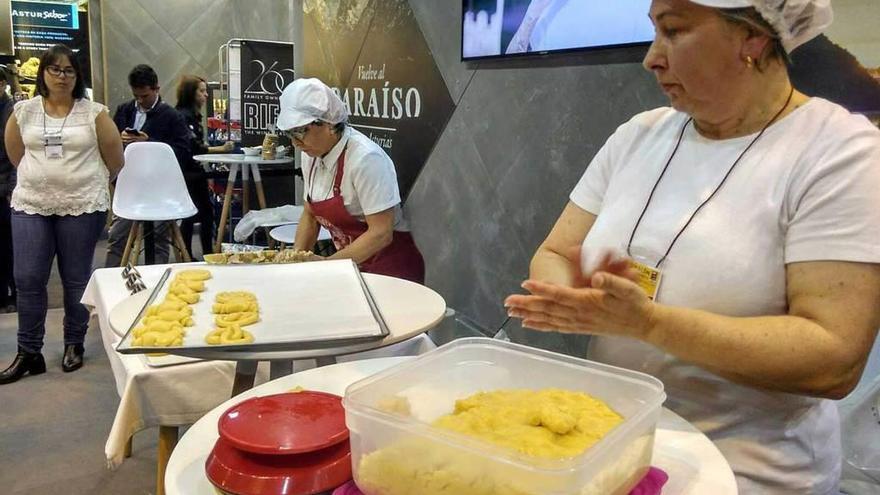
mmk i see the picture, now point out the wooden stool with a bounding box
[119,221,192,267]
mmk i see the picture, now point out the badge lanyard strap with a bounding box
[42,101,73,140]
[626,86,795,268]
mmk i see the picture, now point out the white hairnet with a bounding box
[691,0,833,53]
[276,78,350,131]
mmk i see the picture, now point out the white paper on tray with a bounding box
[118,260,386,352]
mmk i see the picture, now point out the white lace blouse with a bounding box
[11,96,111,216]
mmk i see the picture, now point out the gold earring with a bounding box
[745,55,754,68]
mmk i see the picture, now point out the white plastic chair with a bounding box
[113,142,197,267]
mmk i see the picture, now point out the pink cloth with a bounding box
[630,467,669,495]
[333,467,669,495]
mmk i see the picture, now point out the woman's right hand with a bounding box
[221,141,235,152]
[572,246,638,287]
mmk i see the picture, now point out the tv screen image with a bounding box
[462,0,654,60]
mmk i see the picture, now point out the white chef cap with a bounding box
[690,0,832,53]
[276,78,350,131]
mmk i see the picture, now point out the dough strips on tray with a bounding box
[130,269,261,348]
[206,291,259,345]
[132,269,212,347]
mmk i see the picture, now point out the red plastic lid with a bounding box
[206,437,351,495]
[218,391,349,455]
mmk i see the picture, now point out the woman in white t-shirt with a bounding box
[0,45,123,385]
[505,1,880,493]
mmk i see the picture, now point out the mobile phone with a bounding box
[123,128,139,135]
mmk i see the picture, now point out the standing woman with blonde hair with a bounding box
[0,45,123,384]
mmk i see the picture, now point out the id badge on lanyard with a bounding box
[44,129,64,159]
[628,246,664,301]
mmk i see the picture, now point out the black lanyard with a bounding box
[626,87,795,268]
[42,100,73,137]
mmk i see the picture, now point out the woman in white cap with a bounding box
[505,0,880,492]
[276,78,425,283]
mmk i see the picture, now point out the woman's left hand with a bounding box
[504,272,656,340]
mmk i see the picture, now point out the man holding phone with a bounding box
[105,64,190,267]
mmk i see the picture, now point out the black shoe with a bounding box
[0,348,46,384]
[62,344,84,373]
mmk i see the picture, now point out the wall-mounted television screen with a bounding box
[462,0,655,60]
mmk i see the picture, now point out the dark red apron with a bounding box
[306,149,425,284]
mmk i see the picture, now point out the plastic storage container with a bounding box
[343,338,666,495]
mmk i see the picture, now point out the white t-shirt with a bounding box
[571,98,880,494]
[11,96,111,216]
[301,126,408,231]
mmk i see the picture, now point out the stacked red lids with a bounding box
[206,391,352,495]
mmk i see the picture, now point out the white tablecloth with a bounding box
[82,264,436,469]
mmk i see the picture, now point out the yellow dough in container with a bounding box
[215,312,259,327]
[205,324,254,345]
[357,388,624,495]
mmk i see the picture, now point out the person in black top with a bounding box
[174,75,233,259]
[0,69,16,312]
[105,64,191,267]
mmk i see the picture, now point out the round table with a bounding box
[270,223,332,243]
[193,153,296,253]
[109,272,447,393]
[165,356,738,495]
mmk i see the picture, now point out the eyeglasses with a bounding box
[288,121,321,141]
[46,66,77,78]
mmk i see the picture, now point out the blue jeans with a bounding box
[0,196,13,306]
[12,209,106,353]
